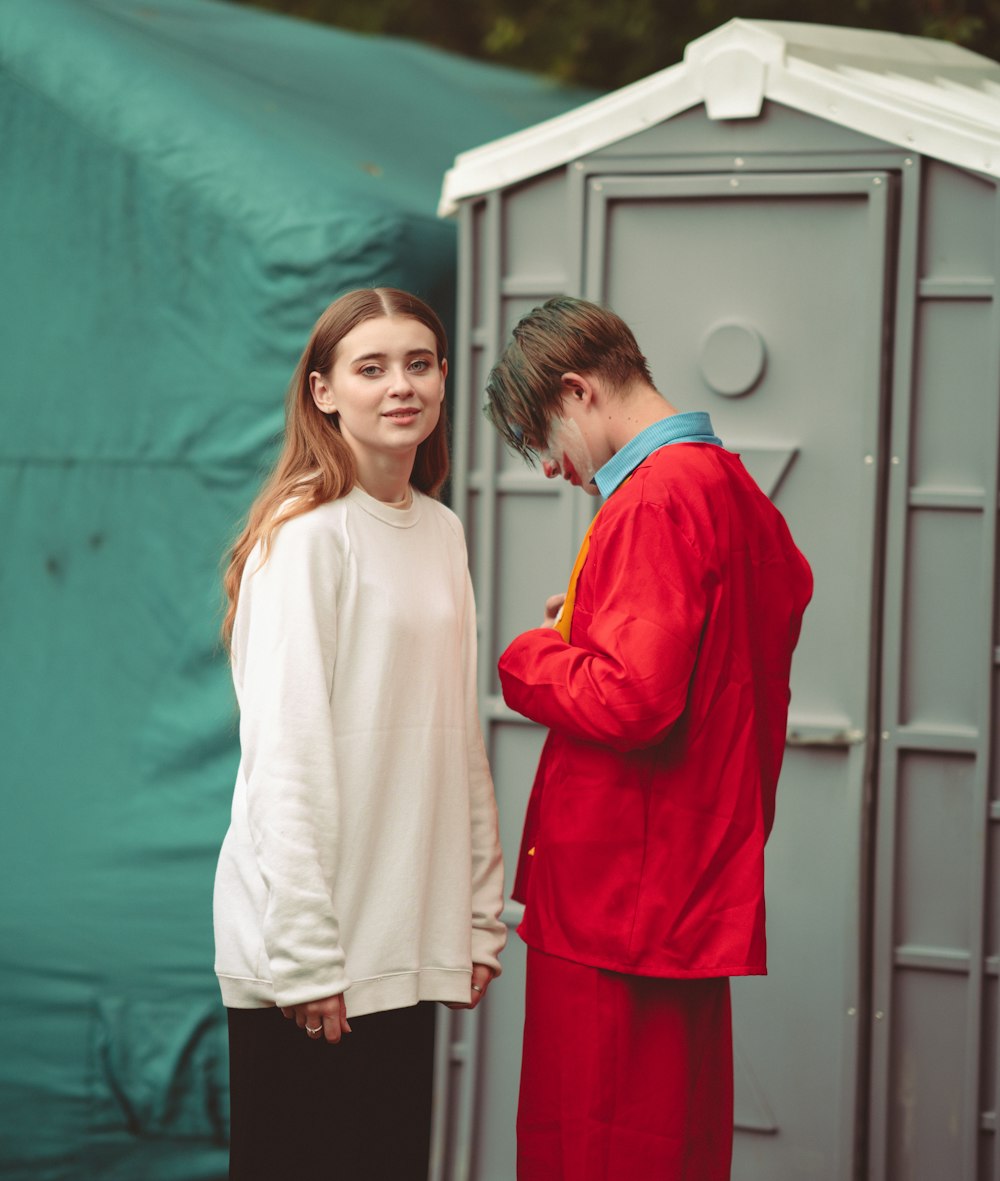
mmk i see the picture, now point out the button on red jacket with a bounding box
[499,443,813,978]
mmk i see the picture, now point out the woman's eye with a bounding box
[409,359,430,373]
[360,365,381,377]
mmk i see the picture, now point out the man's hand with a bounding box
[281,993,352,1043]
[542,593,566,629]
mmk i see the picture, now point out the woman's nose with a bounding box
[541,456,561,479]
[387,370,415,396]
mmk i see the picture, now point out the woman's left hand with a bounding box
[445,963,495,1010]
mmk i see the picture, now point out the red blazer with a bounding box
[499,444,813,978]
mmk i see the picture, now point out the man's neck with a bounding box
[607,382,680,454]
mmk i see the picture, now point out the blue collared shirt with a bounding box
[593,411,723,498]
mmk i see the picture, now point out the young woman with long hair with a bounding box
[213,288,505,1181]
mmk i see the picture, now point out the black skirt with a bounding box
[227,1002,436,1181]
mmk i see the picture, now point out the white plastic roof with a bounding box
[438,18,1000,215]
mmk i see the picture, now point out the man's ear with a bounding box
[310,371,336,414]
[559,371,598,409]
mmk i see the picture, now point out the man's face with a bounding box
[534,395,603,497]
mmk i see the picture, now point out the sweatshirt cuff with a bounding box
[272,964,351,1009]
[471,926,506,977]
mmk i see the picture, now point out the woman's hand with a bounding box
[445,963,495,1011]
[281,993,352,1043]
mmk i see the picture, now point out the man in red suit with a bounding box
[485,297,813,1181]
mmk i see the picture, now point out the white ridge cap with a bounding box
[439,18,1000,216]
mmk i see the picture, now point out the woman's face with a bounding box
[310,315,446,467]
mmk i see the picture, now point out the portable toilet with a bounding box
[439,20,1000,1181]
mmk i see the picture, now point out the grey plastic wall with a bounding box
[870,155,1000,1181]
[446,99,1000,1181]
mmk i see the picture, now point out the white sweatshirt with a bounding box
[213,486,506,1017]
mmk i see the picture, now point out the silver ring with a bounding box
[305,1024,323,1034]
[471,984,483,993]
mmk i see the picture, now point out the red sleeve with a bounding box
[498,498,708,753]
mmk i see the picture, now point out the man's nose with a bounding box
[541,456,561,479]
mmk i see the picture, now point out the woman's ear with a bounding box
[310,370,336,414]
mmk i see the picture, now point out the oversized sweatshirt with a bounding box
[500,441,812,979]
[214,486,506,1017]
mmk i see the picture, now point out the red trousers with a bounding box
[517,948,734,1180]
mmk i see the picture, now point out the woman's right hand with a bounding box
[281,994,352,1044]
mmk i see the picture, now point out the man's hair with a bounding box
[484,296,654,459]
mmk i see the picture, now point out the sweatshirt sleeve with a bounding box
[460,566,507,974]
[235,515,350,1007]
[498,498,708,753]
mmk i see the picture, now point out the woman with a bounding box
[214,288,505,1180]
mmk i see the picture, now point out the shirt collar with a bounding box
[593,411,723,498]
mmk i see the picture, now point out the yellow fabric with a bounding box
[553,513,600,641]
[554,472,639,641]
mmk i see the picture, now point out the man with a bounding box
[485,297,812,1181]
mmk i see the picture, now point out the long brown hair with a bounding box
[221,287,450,648]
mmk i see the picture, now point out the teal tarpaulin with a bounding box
[0,2,592,1176]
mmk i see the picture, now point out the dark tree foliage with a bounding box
[228,0,1000,88]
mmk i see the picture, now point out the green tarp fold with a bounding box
[0,2,591,1175]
